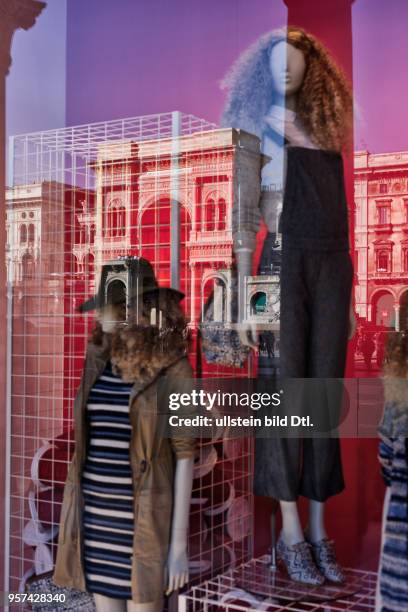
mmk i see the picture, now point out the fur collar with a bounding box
[97,327,188,385]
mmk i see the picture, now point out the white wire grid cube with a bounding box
[6,111,257,602]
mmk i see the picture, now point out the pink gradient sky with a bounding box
[6,0,408,155]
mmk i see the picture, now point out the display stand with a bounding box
[179,555,377,611]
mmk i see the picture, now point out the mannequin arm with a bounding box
[165,456,194,595]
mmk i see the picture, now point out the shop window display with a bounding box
[3,2,408,611]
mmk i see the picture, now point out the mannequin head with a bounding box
[269,40,306,99]
[221,25,353,152]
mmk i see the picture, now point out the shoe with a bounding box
[306,537,345,584]
[276,535,325,586]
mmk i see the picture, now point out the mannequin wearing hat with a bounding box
[53,257,196,612]
[95,293,194,612]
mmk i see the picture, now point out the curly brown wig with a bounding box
[90,293,190,383]
[383,330,408,379]
[221,25,353,153]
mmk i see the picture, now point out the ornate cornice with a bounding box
[0,0,46,74]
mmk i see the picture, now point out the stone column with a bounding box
[0,0,46,591]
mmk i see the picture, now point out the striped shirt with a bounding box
[81,359,135,600]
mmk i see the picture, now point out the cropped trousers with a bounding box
[254,242,354,502]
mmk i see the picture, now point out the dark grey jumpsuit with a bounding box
[254,145,354,502]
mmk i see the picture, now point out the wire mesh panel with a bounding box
[179,556,377,611]
[6,112,260,602]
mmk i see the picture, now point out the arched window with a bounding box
[28,224,35,243]
[111,206,118,236]
[105,197,126,237]
[250,292,267,316]
[404,249,408,273]
[377,251,389,272]
[106,279,126,312]
[20,224,27,243]
[205,198,216,231]
[217,198,227,230]
[22,253,34,279]
[204,196,227,231]
[117,207,126,236]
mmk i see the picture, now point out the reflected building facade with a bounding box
[354,150,408,331]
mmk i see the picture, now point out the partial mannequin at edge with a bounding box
[52,258,196,612]
[376,330,408,612]
[221,27,356,585]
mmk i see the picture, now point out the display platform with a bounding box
[179,555,377,611]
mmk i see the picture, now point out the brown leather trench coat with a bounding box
[52,332,196,603]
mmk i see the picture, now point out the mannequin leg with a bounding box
[277,247,309,548]
[127,599,163,612]
[93,593,127,612]
[279,501,303,545]
[306,500,328,542]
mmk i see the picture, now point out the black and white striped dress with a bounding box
[81,359,135,599]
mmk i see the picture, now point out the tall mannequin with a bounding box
[94,304,194,612]
[221,27,355,585]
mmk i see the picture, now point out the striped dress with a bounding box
[81,359,135,599]
[378,402,408,612]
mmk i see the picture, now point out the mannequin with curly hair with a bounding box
[54,268,195,612]
[221,26,356,586]
[91,291,193,612]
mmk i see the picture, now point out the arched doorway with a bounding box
[400,290,408,330]
[371,290,394,328]
[202,276,227,323]
[250,291,267,316]
[139,199,191,310]
[106,279,126,306]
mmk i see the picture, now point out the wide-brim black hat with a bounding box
[77,256,184,313]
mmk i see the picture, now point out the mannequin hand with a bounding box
[237,322,258,348]
[348,307,357,340]
[165,540,189,595]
